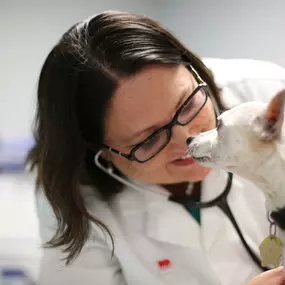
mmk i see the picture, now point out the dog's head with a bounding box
[189,89,285,181]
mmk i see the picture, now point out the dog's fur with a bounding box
[189,89,285,230]
[189,89,285,269]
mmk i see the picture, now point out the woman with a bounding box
[28,11,285,285]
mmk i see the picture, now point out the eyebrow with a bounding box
[125,85,193,144]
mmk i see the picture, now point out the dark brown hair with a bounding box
[27,11,224,264]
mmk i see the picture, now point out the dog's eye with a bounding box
[217,118,223,130]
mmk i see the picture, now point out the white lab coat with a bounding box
[36,58,285,285]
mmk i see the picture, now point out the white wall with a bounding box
[0,0,161,138]
[1,0,285,137]
[151,0,285,68]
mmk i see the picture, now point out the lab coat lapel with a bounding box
[113,184,221,285]
[145,196,203,249]
[200,169,268,285]
[125,180,203,250]
[201,169,267,254]
[200,169,229,251]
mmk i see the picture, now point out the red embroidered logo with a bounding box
[157,259,172,271]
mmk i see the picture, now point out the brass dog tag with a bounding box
[259,235,283,268]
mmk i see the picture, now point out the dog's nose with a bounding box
[186,137,194,145]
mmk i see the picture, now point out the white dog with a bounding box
[188,89,285,268]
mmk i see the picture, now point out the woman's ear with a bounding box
[253,89,285,142]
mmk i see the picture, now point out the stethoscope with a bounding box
[94,151,269,272]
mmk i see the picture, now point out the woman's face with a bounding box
[104,64,217,184]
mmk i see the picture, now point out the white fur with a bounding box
[189,99,285,212]
[189,92,285,268]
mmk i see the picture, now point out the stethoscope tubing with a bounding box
[95,152,269,271]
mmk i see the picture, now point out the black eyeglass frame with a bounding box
[102,64,216,163]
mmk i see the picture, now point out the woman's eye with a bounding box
[180,99,194,115]
[141,136,160,150]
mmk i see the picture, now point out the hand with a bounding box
[246,267,285,285]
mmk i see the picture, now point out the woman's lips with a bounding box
[171,156,196,166]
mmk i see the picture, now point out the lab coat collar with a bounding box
[121,169,233,250]
[118,176,204,250]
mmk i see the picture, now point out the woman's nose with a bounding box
[171,124,198,148]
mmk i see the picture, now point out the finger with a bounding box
[265,267,284,277]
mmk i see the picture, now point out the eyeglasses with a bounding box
[103,65,214,163]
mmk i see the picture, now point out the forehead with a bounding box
[104,64,194,143]
[113,64,192,110]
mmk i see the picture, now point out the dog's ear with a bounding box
[253,89,285,142]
